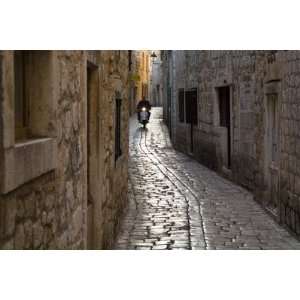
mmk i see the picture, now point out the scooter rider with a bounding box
[137,96,151,121]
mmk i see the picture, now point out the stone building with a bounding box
[149,50,163,107]
[0,50,131,249]
[161,50,300,237]
[128,51,151,116]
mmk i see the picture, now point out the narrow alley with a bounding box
[115,108,300,250]
[1,50,300,250]
[4,5,300,300]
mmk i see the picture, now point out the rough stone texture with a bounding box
[161,50,300,239]
[115,108,300,249]
[149,51,163,107]
[0,50,131,249]
[128,51,151,116]
[0,53,3,198]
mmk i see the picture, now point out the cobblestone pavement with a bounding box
[115,108,300,250]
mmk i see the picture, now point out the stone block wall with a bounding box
[0,50,130,249]
[94,51,129,249]
[278,51,300,235]
[161,50,300,237]
[0,51,87,249]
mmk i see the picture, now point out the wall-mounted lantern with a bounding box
[151,51,157,63]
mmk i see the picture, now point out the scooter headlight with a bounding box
[142,107,146,111]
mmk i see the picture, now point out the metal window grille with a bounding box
[115,98,122,161]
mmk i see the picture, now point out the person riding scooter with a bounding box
[137,96,151,128]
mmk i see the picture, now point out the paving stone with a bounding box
[114,108,300,250]
[152,245,168,250]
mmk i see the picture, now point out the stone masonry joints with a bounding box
[115,108,300,250]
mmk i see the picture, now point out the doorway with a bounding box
[133,86,137,114]
[167,87,172,138]
[87,62,99,249]
[218,86,231,169]
[265,93,279,214]
[156,84,160,106]
[185,88,198,154]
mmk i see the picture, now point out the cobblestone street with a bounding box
[115,108,300,250]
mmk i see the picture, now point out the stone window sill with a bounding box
[1,137,57,194]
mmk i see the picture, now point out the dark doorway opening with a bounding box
[178,88,185,123]
[167,87,172,138]
[266,92,279,215]
[115,97,122,161]
[87,63,98,249]
[185,88,198,154]
[218,86,231,168]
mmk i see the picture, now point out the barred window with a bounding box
[115,98,122,161]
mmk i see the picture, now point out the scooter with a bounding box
[138,107,150,129]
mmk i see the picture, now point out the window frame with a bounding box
[0,51,57,194]
[14,51,30,142]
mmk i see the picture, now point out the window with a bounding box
[178,88,185,122]
[116,50,121,60]
[185,88,198,125]
[14,51,30,141]
[115,98,122,161]
[1,51,56,194]
[128,50,132,71]
[14,51,52,142]
[218,86,230,127]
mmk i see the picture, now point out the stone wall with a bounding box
[0,50,130,249]
[94,51,129,249]
[128,51,150,116]
[149,51,163,107]
[0,51,86,249]
[161,50,300,237]
[278,51,300,235]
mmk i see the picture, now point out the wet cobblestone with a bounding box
[115,108,300,250]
